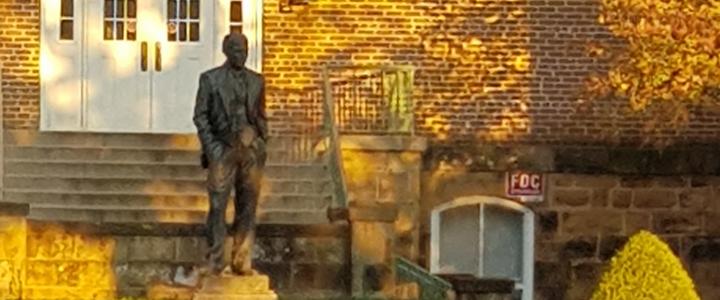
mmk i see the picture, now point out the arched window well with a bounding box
[430,196,534,300]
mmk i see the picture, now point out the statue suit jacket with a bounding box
[193,63,268,168]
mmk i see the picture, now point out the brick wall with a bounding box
[0,0,40,129]
[262,0,720,145]
[2,0,720,143]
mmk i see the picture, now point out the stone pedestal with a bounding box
[192,275,278,300]
[329,203,399,298]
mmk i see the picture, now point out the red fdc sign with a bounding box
[506,172,544,196]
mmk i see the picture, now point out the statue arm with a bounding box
[193,73,218,154]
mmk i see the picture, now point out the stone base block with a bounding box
[193,294,278,300]
[193,275,277,300]
[22,287,115,300]
[147,282,194,300]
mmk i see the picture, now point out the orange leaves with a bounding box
[588,0,720,124]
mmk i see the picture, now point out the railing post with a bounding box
[322,66,349,208]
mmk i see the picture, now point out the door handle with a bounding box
[155,42,162,72]
[140,41,148,71]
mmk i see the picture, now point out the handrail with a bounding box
[324,65,415,135]
[322,66,349,208]
[395,256,453,300]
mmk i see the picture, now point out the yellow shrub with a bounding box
[591,230,700,300]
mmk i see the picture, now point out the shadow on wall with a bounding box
[263,0,720,146]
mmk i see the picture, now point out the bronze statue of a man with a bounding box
[193,32,267,276]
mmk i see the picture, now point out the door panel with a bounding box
[85,0,151,132]
[151,0,214,133]
[40,0,84,131]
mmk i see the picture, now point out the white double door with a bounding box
[41,0,262,133]
[85,0,213,133]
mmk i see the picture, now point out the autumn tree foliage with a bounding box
[587,0,720,124]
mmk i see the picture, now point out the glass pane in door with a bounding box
[483,205,524,281]
[438,205,480,275]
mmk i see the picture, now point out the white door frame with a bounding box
[39,0,265,132]
[214,0,263,72]
[430,195,535,300]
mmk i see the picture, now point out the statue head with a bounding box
[223,32,248,69]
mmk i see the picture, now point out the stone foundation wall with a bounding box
[111,225,350,298]
[0,219,350,299]
[420,169,720,300]
[339,135,426,262]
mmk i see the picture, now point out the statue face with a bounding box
[223,35,248,69]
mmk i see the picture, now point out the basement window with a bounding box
[431,196,535,300]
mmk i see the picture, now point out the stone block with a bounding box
[535,240,562,262]
[115,262,174,287]
[175,236,206,263]
[690,262,720,285]
[394,282,420,300]
[535,287,567,300]
[572,262,603,282]
[690,177,715,187]
[561,211,623,235]
[560,236,597,260]
[551,189,590,207]
[293,263,350,291]
[254,263,291,291]
[704,213,720,235]
[598,235,628,261]
[192,275,278,300]
[535,262,569,288]
[697,286,720,300]
[620,176,654,188]
[655,176,688,188]
[26,224,74,260]
[686,238,720,262]
[536,210,558,235]
[74,234,115,262]
[198,275,270,294]
[128,237,177,262]
[633,189,677,208]
[290,237,319,264]
[653,212,702,234]
[21,287,115,300]
[574,175,618,188]
[113,236,130,264]
[591,188,609,207]
[563,281,596,300]
[548,174,574,187]
[625,212,651,234]
[147,282,194,300]
[663,236,682,257]
[679,188,710,211]
[313,237,347,265]
[0,217,26,261]
[610,190,632,208]
[255,237,292,264]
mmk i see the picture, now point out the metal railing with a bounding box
[325,65,415,135]
[276,65,415,208]
[395,256,453,300]
[322,66,349,208]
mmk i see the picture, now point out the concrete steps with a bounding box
[2,131,334,224]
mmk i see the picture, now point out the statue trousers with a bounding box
[205,134,265,274]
